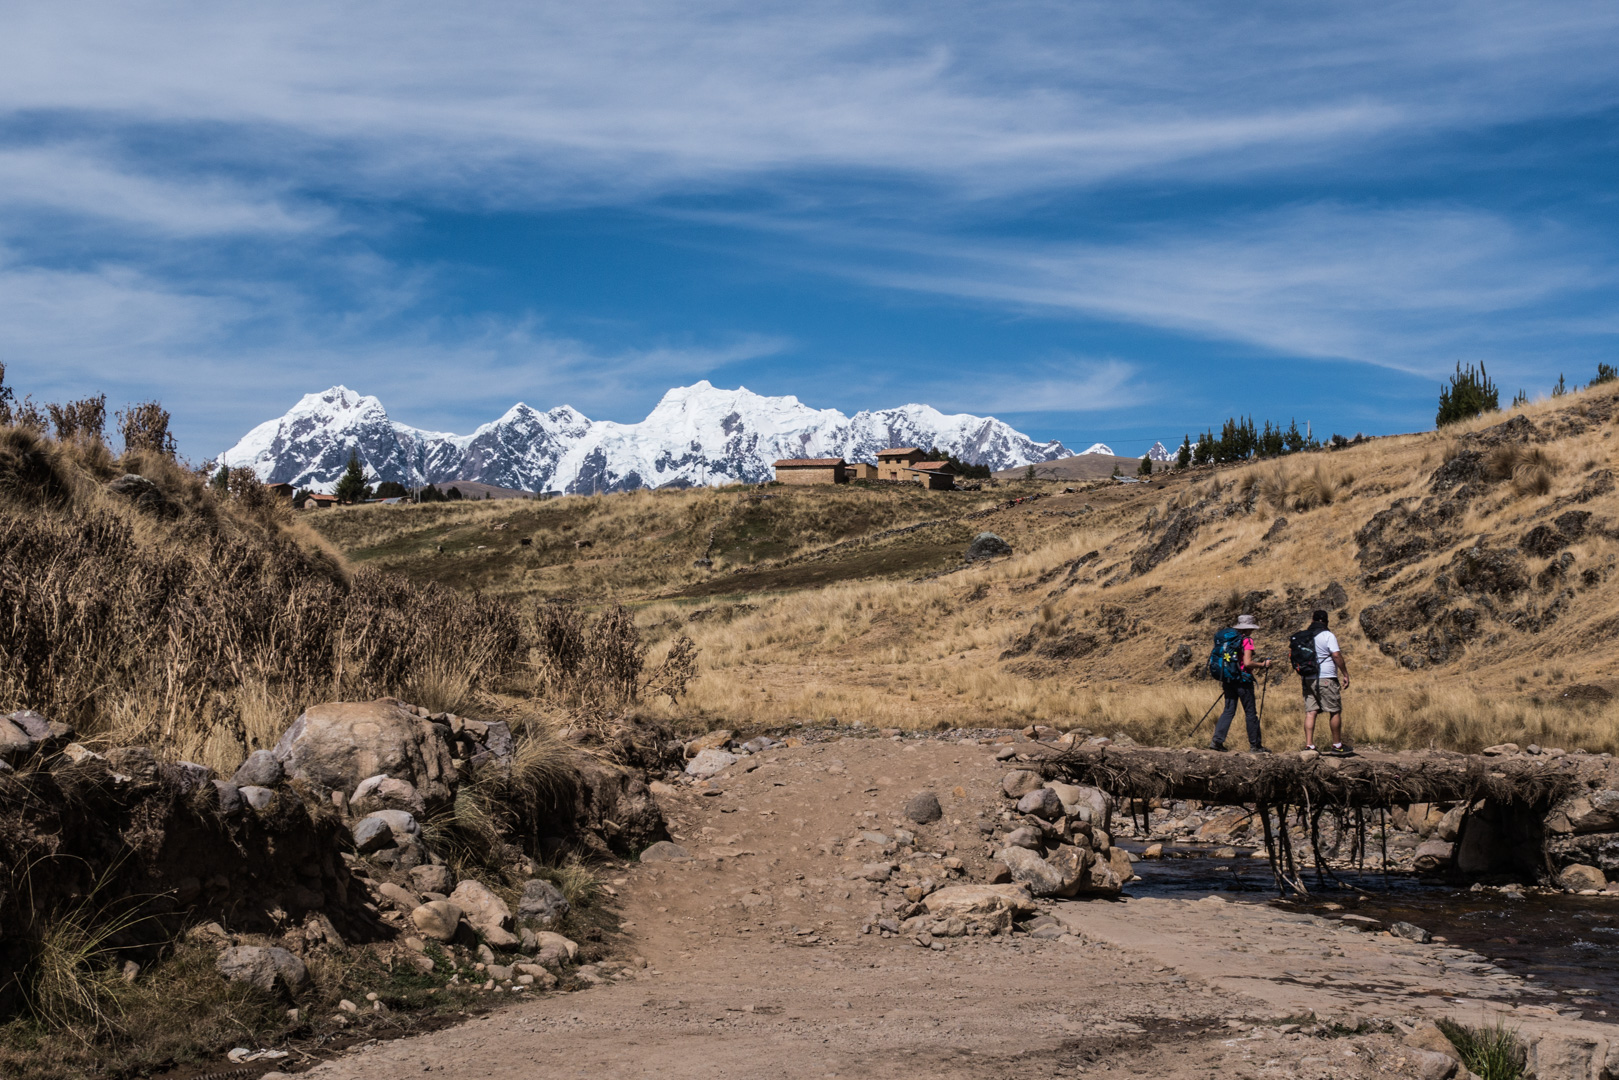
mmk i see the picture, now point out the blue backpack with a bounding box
[1207,627,1249,683]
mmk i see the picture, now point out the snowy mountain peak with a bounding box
[1081,442,1115,456]
[1145,441,1172,462]
[219,382,1074,494]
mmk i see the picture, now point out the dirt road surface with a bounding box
[299,738,1577,1080]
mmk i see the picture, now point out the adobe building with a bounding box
[845,462,878,481]
[907,460,958,490]
[875,447,926,482]
[772,457,848,485]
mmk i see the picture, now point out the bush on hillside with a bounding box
[1436,362,1499,426]
[1592,363,1617,388]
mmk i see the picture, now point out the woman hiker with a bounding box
[1208,613,1272,753]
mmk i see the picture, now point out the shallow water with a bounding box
[1120,841,1619,1020]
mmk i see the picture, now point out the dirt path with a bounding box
[297,738,1554,1080]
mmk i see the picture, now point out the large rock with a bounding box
[216,945,308,995]
[410,864,455,895]
[231,749,284,788]
[922,883,1036,917]
[411,900,463,942]
[350,774,427,816]
[1557,863,1607,892]
[1002,770,1043,799]
[1413,839,1455,872]
[684,748,737,778]
[998,845,1086,898]
[271,699,456,809]
[904,791,943,825]
[517,879,570,925]
[1016,788,1063,820]
[639,841,691,863]
[0,720,36,763]
[684,729,734,757]
[351,810,420,854]
[1550,790,1619,835]
[966,532,1013,562]
[534,931,578,966]
[450,880,518,948]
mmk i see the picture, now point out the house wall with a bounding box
[775,465,845,485]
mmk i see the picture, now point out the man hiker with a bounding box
[1207,614,1272,753]
[1293,608,1352,755]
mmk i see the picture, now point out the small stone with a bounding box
[859,862,894,883]
[338,999,358,1013]
[685,748,738,778]
[375,882,418,912]
[994,746,1017,761]
[1005,826,1041,850]
[640,841,692,863]
[238,785,275,811]
[1142,843,1164,859]
[985,860,1011,884]
[904,792,943,825]
[534,931,578,967]
[685,729,735,757]
[516,963,559,988]
[450,880,518,948]
[212,780,243,815]
[1481,743,1520,756]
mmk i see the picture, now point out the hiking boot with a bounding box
[1249,746,1273,754]
[1206,741,1227,752]
[1327,743,1356,757]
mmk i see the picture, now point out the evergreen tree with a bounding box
[1435,362,1499,426]
[1176,435,1192,469]
[1552,373,1567,397]
[211,463,229,492]
[1511,389,1528,408]
[375,480,409,499]
[333,451,372,504]
[1283,418,1307,454]
[1137,454,1153,476]
[1591,363,1617,388]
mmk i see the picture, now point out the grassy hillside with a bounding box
[312,385,1619,754]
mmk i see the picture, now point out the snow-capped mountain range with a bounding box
[218,383,1079,494]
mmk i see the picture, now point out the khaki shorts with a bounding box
[1303,677,1342,715]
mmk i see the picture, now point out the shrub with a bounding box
[46,396,107,446]
[1436,362,1499,426]
[1434,1017,1525,1080]
[115,402,176,457]
[1591,363,1617,388]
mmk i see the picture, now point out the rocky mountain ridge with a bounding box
[219,383,1077,494]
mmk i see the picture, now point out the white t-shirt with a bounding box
[1314,629,1341,679]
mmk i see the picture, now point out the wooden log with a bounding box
[1044,745,1581,810]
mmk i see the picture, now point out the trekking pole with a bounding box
[1257,665,1270,726]
[1187,690,1225,737]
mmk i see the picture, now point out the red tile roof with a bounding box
[876,447,922,458]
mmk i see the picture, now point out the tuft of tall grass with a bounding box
[1435,1017,1525,1080]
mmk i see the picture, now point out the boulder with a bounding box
[271,699,456,810]
[1390,921,1432,944]
[410,901,463,942]
[239,785,275,811]
[515,963,559,988]
[1435,804,1467,842]
[684,748,737,778]
[231,749,284,788]
[450,880,518,948]
[1016,788,1063,820]
[1406,1049,1458,1080]
[4,711,74,757]
[351,810,419,854]
[639,841,691,863]
[1557,863,1607,892]
[376,882,419,912]
[409,864,455,895]
[1413,839,1455,872]
[966,532,1013,562]
[922,883,1036,917]
[350,774,427,816]
[534,931,578,966]
[1107,846,1136,884]
[1403,1021,1463,1065]
[165,761,214,794]
[0,719,37,763]
[1045,782,1107,824]
[858,862,894,883]
[216,945,309,995]
[517,879,570,925]
[212,780,244,816]
[1005,826,1042,850]
[1002,770,1043,799]
[997,845,1083,898]
[684,729,734,757]
[1553,790,1619,835]
[904,791,943,825]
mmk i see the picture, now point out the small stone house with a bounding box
[772,458,848,485]
[845,462,878,481]
[268,482,296,500]
[876,447,926,481]
[907,460,958,490]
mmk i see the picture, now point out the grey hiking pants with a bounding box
[1213,680,1261,749]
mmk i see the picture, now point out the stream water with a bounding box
[1119,841,1619,1021]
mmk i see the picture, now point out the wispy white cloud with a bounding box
[833,204,1616,385]
[927,359,1144,415]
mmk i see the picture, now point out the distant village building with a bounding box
[845,462,878,481]
[268,482,296,500]
[772,457,848,485]
[296,492,338,510]
[875,447,926,481]
[906,460,958,490]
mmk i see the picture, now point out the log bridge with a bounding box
[1043,744,1598,893]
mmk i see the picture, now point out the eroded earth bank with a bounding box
[298,734,1619,1080]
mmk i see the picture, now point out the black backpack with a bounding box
[1289,624,1324,678]
[1207,627,1248,683]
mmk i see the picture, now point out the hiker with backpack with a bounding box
[1290,608,1352,755]
[1206,614,1272,753]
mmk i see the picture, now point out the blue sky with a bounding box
[1,1,1616,458]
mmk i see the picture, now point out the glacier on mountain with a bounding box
[1145,441,1172,462]
[1079,442,1115,456]
[219,383,1074,494]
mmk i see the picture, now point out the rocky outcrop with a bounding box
[273,699,460,810]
